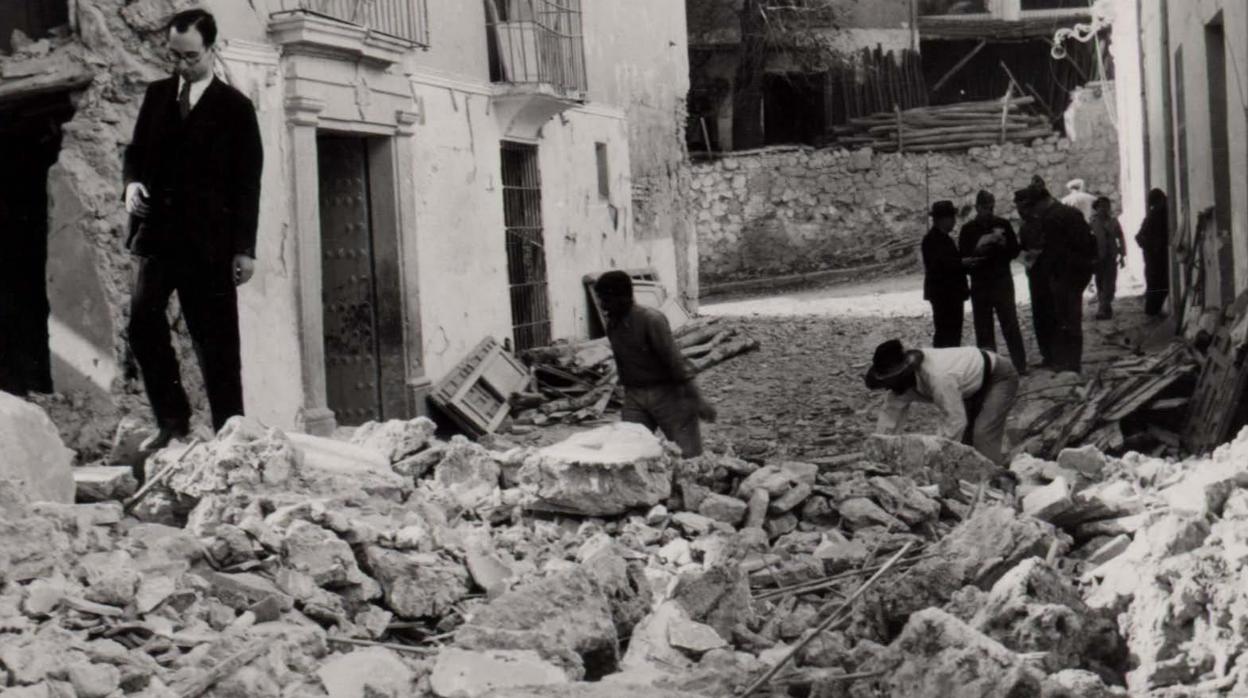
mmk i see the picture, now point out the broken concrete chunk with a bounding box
[365,546,470,619]
[697,493,746,526]
[769,482,812,514]
[864,433,1000,481]
[1023,476,1074,523]
[619,601,694,677]
[744,488,769,529]
[1056,445,1107,479]
[350,417,436,463]
[431,647,568,697]
[737,465,794,499]
[73,466,138,502]
[0,391,75,503]
[671,511,715,537]
[861,608,1045,698]
[455,568,618,680]
[836,497,904,530]
[518,423,672,516]
[666,615,728,655]
[1041,668,1127,698]
[283,520,367,588]
[66,662,120,698]
[671,564,755,642]
[317,647,414,698]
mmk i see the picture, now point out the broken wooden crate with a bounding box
[431,337,531,436]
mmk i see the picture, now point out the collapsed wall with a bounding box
[1,0,212,457]
[691,87,1120,287]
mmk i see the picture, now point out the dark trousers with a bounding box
[1094,260,1118,317]
[970,277,1026,372]
[1143,247,1170,316]
[128,255,243,433]
[1049,273,1088,373]
[622,383,703,457]
[930,299,964,348]
[1027,266,1056,365]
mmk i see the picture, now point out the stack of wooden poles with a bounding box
[832,96,1053,153]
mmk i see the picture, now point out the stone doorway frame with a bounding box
[280,49,426,435]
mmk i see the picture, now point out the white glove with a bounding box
[125,182,150,216]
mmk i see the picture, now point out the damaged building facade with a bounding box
[1113,0,1248,324]
[0,0,694,442]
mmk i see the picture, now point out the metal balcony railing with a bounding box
[272,0,429,47]
[485,0,587,97]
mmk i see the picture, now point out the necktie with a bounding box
[178,80,191,119]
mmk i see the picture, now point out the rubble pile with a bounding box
[6,397,1248,696]
[512,317,760,428]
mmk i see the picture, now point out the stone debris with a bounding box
[0,392,75,503]
[6,380,1248,697]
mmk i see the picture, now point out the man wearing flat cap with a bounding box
[922,200,968,348]
[959,190,1025,373]
[594,270,716,457]
[865,338,1019,465]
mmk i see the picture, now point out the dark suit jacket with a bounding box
[922,226,969,302]
[958,215,1019,287]
[124,76,263,261]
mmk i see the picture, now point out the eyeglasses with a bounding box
[167,48,205,64]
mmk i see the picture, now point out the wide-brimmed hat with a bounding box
[864,339,923,389]
[929,200,957,218]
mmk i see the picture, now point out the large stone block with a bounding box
[365,546,470,619]
[864,433,1000,482]
[351,417,436,463]
[0,391,75,503]
[854,608,1045,698]
[517,423,673,516]
[455,568,619,680]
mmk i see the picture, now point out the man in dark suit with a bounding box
[1017,185,1095,374]
[922,200,968,348]
[124,9,263,450]
[959,190,1025,372]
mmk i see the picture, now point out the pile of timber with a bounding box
[1011,342,1200,460]
[831,96,1054,153]
[511,317,759,427]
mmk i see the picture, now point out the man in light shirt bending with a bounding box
[864,338,1019,466]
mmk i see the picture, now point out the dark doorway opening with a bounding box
[317,134,407,425]
[762,72,826,146]
[0,90,74,396]
[0,0,69,53]
[500,141,552,352]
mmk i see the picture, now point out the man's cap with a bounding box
[1066,178,1085,191]
[929,200,957,218]
[594,270,633,296]
[975,190,994,206]
[864,339,922,390]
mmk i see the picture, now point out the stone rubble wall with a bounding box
[691,120,1119,287]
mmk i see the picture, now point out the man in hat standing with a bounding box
[865,339,1019,466]
[1090,195,1126,320]
[922,200,968,348]
[1017,185,1096,373]
[1016,185,1055,367]
[594,270,716,457]
[959,190,1025,372]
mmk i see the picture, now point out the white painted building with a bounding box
[218,1,694,433]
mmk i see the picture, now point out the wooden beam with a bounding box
[931,39,987,94]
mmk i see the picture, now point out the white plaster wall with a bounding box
[192,0,690,404]
[1136,0,1248,293]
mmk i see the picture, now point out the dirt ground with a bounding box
[508,269,1173,460]
[693,271,1170,460]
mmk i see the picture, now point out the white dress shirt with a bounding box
[876,347,994,440]
[178,74,214,112]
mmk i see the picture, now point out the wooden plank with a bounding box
[1100,369,1192,421]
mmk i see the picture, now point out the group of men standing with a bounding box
[921,178,1127,376]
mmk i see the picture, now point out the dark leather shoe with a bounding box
[139,426,188,452]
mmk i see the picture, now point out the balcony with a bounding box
[269,0,429,66]
[485,0,586,139]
